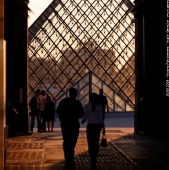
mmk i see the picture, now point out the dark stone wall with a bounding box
[5,0,28,107]
[4,0,29,135]
[134,0,168,139]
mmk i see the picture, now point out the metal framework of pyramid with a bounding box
[28,0,135,112]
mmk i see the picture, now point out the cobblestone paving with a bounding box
[5,132,168,168]
[5,132,137,168]
[7,150,44,161]
[6,142,44,149]
[6,137,43,141]
[6,136,45,167]
[74,134,136,168]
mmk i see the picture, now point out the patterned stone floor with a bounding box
[5,130,169,169]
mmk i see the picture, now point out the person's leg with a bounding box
[51,120,55,132]
[41,111,46,131]
[94,124,102,159]
[30,115,35,132]
[37,112,41,132]
[87,124,101,166]
[61,125,77,165]
[70,125,79,162]
[61,126,68,161]
[47,121,50,132]
[86,124,95,163]
[103,110,105,120]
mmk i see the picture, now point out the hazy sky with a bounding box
[28,0,53,27]
[28,0,134,27]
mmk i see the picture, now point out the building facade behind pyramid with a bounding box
[28,0,135,112]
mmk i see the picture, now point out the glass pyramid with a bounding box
[28,0,135,112]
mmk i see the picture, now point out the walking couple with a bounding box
[56,87,109,168]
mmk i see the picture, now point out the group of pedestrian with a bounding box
[56,87,109,168]
[29,89,55,133]
[29,87,109,168]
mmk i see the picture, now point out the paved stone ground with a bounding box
[5,129,169,169]
[4,113,169,169]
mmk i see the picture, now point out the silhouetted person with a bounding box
[39,90,47,132]
[45,95,55,132]
[56,88,84,166]
[81,93,104,168]
[97,88,109,120]
[29,89,41,133]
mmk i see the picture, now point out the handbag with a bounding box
[100,128,108,147]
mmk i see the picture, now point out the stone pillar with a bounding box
[133,0,145,134]
[5,0,30,136]
[0,0,5,167]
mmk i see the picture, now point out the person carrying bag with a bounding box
[100,127,108,148]
[81,93,104,168]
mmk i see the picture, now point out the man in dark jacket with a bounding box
[97,89,109,120]
[97,89,109,135]
[56,88,84,166]
[29,89,41,133]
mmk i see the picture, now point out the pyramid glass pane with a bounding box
[28,0,135,112]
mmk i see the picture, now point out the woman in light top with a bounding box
[81,92,104,168]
